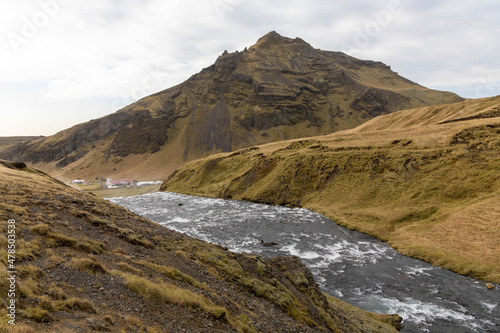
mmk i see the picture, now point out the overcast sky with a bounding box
[1,0,499,136]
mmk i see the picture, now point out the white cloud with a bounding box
[1,0,499,136]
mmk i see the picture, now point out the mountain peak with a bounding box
[253,31,310,49]
[0,32,463,180]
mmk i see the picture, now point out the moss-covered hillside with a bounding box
[0,161,402,332]
[0,32,461,182]
[161,96,500,284]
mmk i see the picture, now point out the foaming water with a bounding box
[109,192,500,333]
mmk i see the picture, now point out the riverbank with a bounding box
[70,182,162,198]
[0,160,402,332]
[110,191,500,332]
[161,97,500,284]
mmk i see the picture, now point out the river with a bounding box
[109,192,499,333]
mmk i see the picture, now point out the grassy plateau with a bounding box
[162,96,500,284]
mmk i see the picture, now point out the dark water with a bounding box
[109,192,500,333]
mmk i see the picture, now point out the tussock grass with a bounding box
[136,259,211,292]
[56,297,97,313]
[29,223,49,235]
[14,239,42,262]
[68,257,107,275]
[43,230,105,254]
[0,202,28,216]
[21,308,53,323]
[111,226,155,248]
[47,283,66,300]
[0,323,38,333]
[17,265,44,279]
[18,278,40,298]
[113,270,227,319]
[117,261,144,276]
[228,314,258,333]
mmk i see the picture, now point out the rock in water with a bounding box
[260,239,278,246]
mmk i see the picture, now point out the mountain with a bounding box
[0,31,462,181]
[0,161,402,332]
[0,136,43,153]
[160,95,500,284]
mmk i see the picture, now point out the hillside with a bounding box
[0,161,402,332]
[0,31,462,182]
[160,95,500,284]
[0,137,43,153]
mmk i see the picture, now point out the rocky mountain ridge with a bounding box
[0,31,462,181]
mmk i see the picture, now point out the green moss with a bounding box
[255,260,267,276]
[195,247,244,281]
[291,272,309,287]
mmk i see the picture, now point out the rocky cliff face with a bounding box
[0,31,463,180]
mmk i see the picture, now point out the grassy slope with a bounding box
[2,33,462,183]
[161,96,500,284]
[0,161,401,332]
[0,137,43,153]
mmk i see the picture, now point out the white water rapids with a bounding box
[109,192,499,333]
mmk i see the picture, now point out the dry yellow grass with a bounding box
[0,160,402,332]
[112,270,228,319]
[162,95,500,283]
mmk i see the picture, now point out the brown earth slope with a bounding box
[0,161,402,332]
[161,95,500,284]
[0,31,462,182]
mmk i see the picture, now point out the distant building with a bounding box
[137,180,163,186]
[72,179,85,184]
[106,178,134,188]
